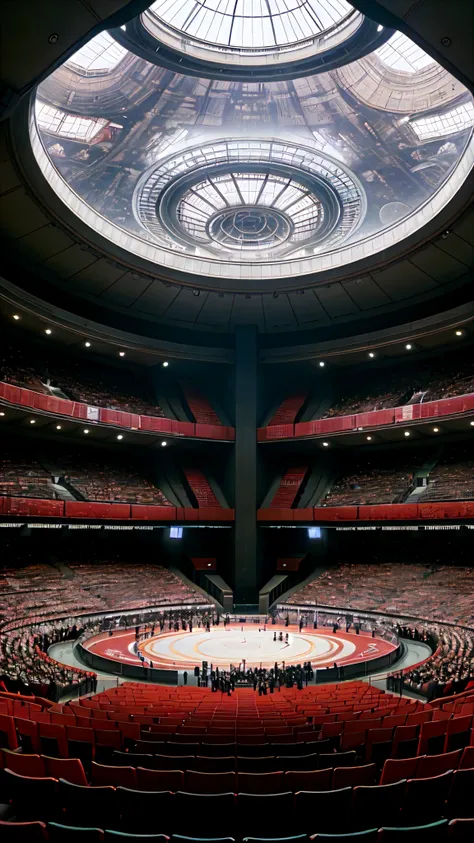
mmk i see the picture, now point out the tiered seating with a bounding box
[419,449,474,502]
[1,338,165,417]
[323,459,417,506]
[0,456,53,499]
[184,469,220,507]
[1,681,473,838]
[321,351,474,419]
[61,457,171,505]
[181,384,222,425]
[270,467,308,508]
[288,563,474,627]
[268,394,307,425]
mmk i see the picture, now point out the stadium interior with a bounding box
[0,0,474,839]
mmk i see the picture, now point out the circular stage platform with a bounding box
[82,624,397,673]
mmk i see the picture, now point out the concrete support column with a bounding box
[233,325,258,604]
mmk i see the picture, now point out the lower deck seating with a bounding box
[0,681,473,839]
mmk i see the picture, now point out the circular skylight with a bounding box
[142,0,363,66]
[66,32,127,74]
[375,31,434,73]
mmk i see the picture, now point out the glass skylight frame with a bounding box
[66,32,128,75]
[375,31,434,74]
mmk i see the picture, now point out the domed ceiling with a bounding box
[2,1,473,341]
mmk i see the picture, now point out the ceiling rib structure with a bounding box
[0,1,472,347]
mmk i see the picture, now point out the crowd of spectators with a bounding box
[321,350,474,419]
[322,459,417,506]
[61,455,171,505]
[418,447,474,502]
[288,563,474,627]
[0,455,53,499]
[399,622,474,700]
[0,563,212,697]
[0,338,164,417]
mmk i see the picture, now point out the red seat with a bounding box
[14,717,40,753]
[37,723,68,757]
[0,821,47,842]
[448,818,474,840]
[237,771,283,794]
[43,755,88,786]
[380,756,421,786]
[90,761,137,788]
[332,763,376,789]
[185,770,236,793]
[446,767,474,819]
[285,768,333,792]
[415,749,462,778]
[0,714,19,750]
[2,748,45,777]
[401,770,453,825]
[459,746,474,769]
[136,767,184,791]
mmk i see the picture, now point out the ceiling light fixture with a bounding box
[404,431,410,437]
[45,329,52,335]
[161,441,168,447]
[367,436,372,441]
[368,352,375,358]
[119,351,125,357]
[433,427,439,433]
[322,441,329,447]
[470,421,474,427]
[455,330,463,336]
[405,343,412,350]
[56,425,62,430]
[84,429,89,434]
[0,412,5,417]
[12,314,20,321]
[117,435,123,440]
[29,419,36,424]
[162,361,169,367]
[319,361,325,368]
[85,341,91,348]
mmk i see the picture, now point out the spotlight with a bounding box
[45,329,52,335]
[470,421,474,427]
[405,343,412,350]
[0,412,5,417]
[162,361,169,367]
[404,431,410,437]
[455,330,463,337]
[368,352,375,358]
[377,25,383,32]
[85,341,91,348]
[12,314,20,321]
[117,435,123,440]
[358,427,363,431]
[56,425,62,430]
[84,429,89,434]
[29,419,36,424]
[433,427,439,433]
[322,441,329,447]
[119,351,125,357]
[367,436,372,441]
[319,361,325,368]
[161,441,167,447]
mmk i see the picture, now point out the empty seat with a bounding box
[377,819,449,841]
[352,779,407,830]
[3,769,59,823]
[236,757,277,774]
[91,762,137,789]
[448,818,474,841]
[309,832,378,842]
[446,768,474,819]
[173,792,236,838]
[294,788,352,835]
[104,834,169,842]
[285,768,333,792]
[400,771,453,825]
[59,779,118,829]
[43,755,88,786]
[136,768,184,792]
[116,787,174,835]
[237,772,284,794]
[416,750,462,779]
[1,749,45,777]
[317,752,356,770]
[380,757,420,787]
[0,821,47,842]
[185,771,236,794]
[237,793,293,839]
[48,823,104,842]
[332,763,376,789]
[192,757,235,774]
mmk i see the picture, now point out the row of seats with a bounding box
[1,767,471,835]
[1,818,471,842]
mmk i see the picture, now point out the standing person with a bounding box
[183,670,188,686]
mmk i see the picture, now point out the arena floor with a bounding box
[83,624,397,672]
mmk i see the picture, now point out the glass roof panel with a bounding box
[375,31,434,73]
[66,32,127,73]
[146,0,354,49]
